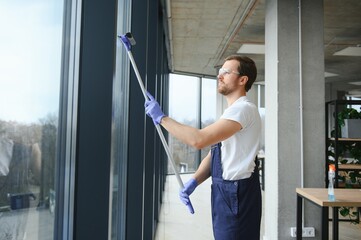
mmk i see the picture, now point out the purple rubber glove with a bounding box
[144,92,165,125]
[179,178,197,213]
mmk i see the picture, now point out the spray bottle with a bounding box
[328,164,336,201]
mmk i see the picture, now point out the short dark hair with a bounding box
[224,55,257,92]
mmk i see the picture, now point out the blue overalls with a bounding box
[210,143,261,240]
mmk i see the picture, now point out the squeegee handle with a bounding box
[155,124,194,214]
[126,52,148,100]
[125,50,194,214]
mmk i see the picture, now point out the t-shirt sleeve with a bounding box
[221,103,253,129]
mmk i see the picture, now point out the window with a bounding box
[201,78,217,160]
[168,74,217,173]
[0,1,64,239]
[347,96,361,111]
[109,1,131,239]
[168,74,200,173]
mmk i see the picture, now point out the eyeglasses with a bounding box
[218,68,241,76]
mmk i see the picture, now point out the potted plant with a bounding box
[337,107,361,138]
[330,107,361,162]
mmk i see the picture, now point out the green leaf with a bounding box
[340,207,349,216]
[340,159,348,164]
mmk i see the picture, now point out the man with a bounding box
[145,55,262,240]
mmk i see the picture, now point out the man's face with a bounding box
[217,60,241,95]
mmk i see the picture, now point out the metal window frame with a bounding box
[55,0,82,239]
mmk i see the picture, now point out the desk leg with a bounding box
[262,158,266,191]
[297,195,302,240]
[321,207,329,240]
[333,207,339,240]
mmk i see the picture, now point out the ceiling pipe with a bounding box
[215,0,259,65]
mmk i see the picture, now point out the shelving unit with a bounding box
[326,137,361,188]
[325,99,361,222]
[325,100,361,187]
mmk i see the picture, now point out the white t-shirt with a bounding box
[220,96,261,180]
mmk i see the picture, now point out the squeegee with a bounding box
[119,32,194,214]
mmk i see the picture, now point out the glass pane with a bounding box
[201,78,217,160]
[0,1,64,239]
[110,1,131,239]
[168,74,200,173]
[348,96,361,111]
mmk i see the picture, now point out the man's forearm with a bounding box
[193,151,211,185]
[161,116,204,149]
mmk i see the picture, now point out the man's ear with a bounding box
[238,75,248,86]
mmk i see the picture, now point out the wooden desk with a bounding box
[296,188,361,240]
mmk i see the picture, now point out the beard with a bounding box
[218,82,233,96]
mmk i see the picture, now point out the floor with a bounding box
[0,207,53,240]
[154,174,265,240]
[154,174,361,240]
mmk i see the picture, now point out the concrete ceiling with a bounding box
[166,0,361,93]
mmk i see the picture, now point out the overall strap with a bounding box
[211,142,222,179]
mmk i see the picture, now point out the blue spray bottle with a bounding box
[328,164,335,201]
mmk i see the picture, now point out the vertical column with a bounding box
[301,0,325,233]
[74,0,117,239]
[143,0,159,238]
[264,0,324,239]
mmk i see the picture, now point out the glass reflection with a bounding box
[0,1,64,239]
